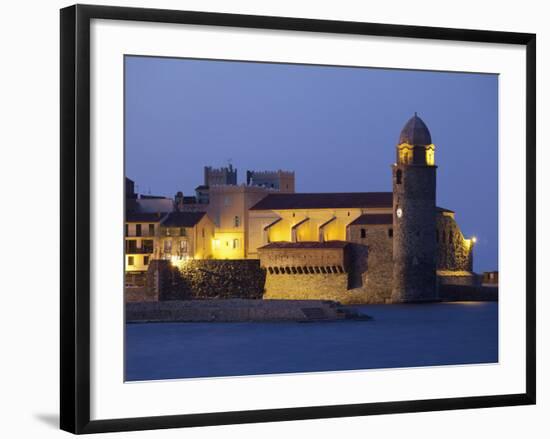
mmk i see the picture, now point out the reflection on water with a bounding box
[125,302,498,381]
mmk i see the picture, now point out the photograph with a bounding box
[123,56,499,381]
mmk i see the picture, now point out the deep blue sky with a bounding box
[125,56,498,272]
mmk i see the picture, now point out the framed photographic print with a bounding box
[60,4,536,434]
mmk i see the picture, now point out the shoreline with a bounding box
[126,299,371,323]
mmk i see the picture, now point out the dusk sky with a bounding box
[125,56,498,272]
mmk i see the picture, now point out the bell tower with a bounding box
[391,113,438,302]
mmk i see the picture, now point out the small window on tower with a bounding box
[388,228,393,238]
[396,169,402,185]
[360,228,366,238]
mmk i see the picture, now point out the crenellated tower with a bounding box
[391,113,438,302]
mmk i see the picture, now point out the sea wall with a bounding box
[437,214,473,271]
[126,299,366,323]
[144,259,266,301]
[439,285,498,301]
[260,243,392,304]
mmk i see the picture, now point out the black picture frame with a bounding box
[60,4,536,434]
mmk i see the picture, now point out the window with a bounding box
[234,216,240,227]
[148,224,155,236]
[360,228,366,238]
[136,224,142,236]
[396,169,402,185]
[142,239,154,253]
[232,239,240,249]
[143,256,149,266]
[180,240,188,253]
[202,228,205,238]
[128,256,134,266]
[426,149,435,166]
[180,227,187,236]
[125,224,129,236]
[388,228,393,238]
[126,240,137,253]
[164,239,172,253]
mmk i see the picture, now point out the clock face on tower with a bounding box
[396,207,403,218]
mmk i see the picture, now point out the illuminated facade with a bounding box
[125,212,166,285]
[125,211,215,283]
[206,185,272,259]
[252,114,477,303]
[125,114,478,302]
[158,211,215,264]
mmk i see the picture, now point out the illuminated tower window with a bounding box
[426,148,435,166]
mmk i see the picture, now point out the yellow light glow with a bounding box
[212,231,245,259]
[170,255,191,269]
[398,145,412,165]
[426,149,435,166]
[471,236,477,244]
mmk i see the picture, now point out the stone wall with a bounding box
[144,259,266,301]
[437,214,473,271]
[438,270,480,287]
[260,242,392,304]
[439,284,498,301]
[177,260,266,299]
[126,299,363,323]
[348,226,393,301]
[145,259,187,301]
[125,287,158,302]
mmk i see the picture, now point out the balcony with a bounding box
[126,246,155,254]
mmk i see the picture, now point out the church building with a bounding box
[251,114,476,304]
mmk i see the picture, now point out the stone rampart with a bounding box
[143,259,266,301]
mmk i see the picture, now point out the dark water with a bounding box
[125,302,498,381]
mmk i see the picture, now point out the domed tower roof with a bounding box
[398,113,432,146]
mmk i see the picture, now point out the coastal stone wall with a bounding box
[437,214,473,271]
[177,260,266,299]
[260,242,392,304]
[439,284,498,301]
[348,226,393,302]
[125,287,158,302]
[126,299,362,323]
[438,270,480,287]
[143,259,266,301]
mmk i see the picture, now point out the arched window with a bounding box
[396,169,402,185]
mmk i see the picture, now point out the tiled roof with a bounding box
[140,194,170,199]
[258,241,349,250]
[349,213,393,226]
[126,212,166,222]
[250,192,392,210]
[161,212,206,227]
